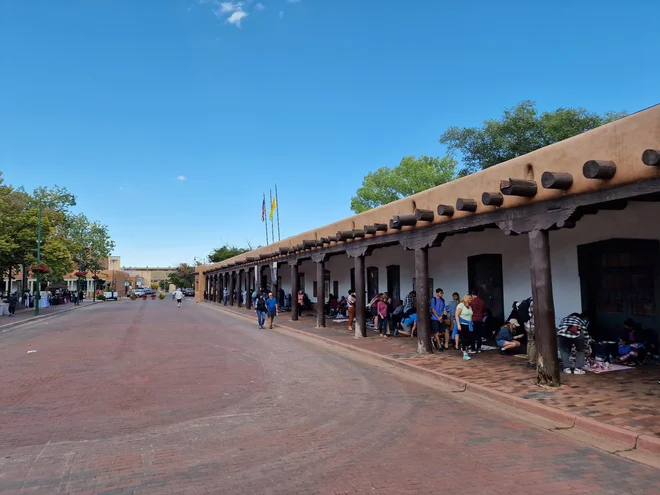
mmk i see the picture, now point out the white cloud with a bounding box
[255,2,265,10]
[176,175,187,181]
[226,10,248,26]
[219,1,243,12]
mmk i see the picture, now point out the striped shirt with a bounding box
[557,314,590,339]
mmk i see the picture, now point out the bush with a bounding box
[158,293,166,300]
[96,294,106,301]
[131,294,137,300]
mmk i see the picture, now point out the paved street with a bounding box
[1,299,659,495]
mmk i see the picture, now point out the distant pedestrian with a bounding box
[7,293,18,317]
[255,294,267,329]
[347,291,356,332]
[174,288,184,308]
[470,289,485,353]
[455,294,474,361]
[266,292,278,329]
[223,288,228,306]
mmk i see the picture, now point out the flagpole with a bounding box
[263,192,269,245]
[269,189,275,244]
[275,182,281,241]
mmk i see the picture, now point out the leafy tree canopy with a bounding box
[439,100,627,175]
[168,263,195,288]
[208,244,250,263]
[350,155,457,214]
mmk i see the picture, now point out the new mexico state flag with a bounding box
[269,197,277,219]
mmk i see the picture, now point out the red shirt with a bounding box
[470,296,485,322]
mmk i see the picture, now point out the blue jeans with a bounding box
[378,316,389,335]
[224,296,228,306]
[257,311,266,327]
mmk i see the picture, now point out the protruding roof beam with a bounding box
[642,149,660,167]
[481,192,504,207]
[437,204,455,217]
[500,179,538,197]
[583,160,616,180]
[455,198,477,212]
[414,209,434,222]
[541,172,573,190]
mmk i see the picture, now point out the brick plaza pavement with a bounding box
[1,298,659,494]
[216,303,660,440]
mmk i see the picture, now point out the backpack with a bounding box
[508,297,533,325]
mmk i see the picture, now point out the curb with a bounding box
[202,303,658,461]
[0,303,97,333]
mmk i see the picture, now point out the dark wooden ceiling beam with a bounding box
[583,160,616,179]
[456,198,477,212]
[643,149,660,167]
[414,209,434,222]
[541,172,573,190]
[437,205,455,217]
[500,179,538,197]
[482,192,504,207]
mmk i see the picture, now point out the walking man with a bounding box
[265,292,278,329]
[223,287,228,306]
[255,294,267,329]
[7,292,18,317]
[174,288,184,308]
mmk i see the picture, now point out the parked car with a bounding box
[132,289,146,297]
[104,291,118,301]
[183,288,195,297]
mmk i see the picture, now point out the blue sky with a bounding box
[1,0,658,267]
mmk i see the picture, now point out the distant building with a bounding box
[122,266,175,289]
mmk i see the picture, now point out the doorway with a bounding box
[367,267,379,301]
[578,238,659,338]
[387,265,401,303]
[467,254,504,321]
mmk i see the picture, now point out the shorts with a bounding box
[431,319,442,334]
[268,311,276,319]
[176,298,182,303]
[496,339,508,348]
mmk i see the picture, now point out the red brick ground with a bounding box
[1,298,659,494]
[217,303,660,439]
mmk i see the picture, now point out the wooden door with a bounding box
[367,267,379,301]
[387,265,401,303]
[467,254,504,321]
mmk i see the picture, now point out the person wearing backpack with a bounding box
[429,288,446,351]
[255,294,267,329]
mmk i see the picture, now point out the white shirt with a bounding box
[174,290,184,300]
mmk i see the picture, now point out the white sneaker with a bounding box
[463,352,471,361]
[467,350,476,354]
[573,368,585,375]
[563,368,573,374]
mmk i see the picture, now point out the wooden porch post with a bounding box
[354,252,367,339]
[228,271,234,306]
[415,247,433,354]
[291,262,300,321]
[246,268,252,310]
[528,230,560,386]
[314,254,326,328]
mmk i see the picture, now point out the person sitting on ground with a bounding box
[495,319,523,353]
[338,296,347,317]
[557,312,590,374]
[400,311,417,337]
[391,300,404,330]
[617,319,644,364]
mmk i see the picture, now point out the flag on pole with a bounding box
[261,196,266,222]
[269,196,277,219]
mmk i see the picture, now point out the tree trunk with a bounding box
[528,230,561,387]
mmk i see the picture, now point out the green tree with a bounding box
[208,244,250,263]
[350,155,457,213]
[168,263,195,288]
[439,100,627,175]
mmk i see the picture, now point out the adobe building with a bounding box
[195,104,660,385]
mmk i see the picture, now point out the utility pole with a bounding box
[34,202,42,316]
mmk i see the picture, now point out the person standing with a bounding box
[255,294,267,329]
[174,288,184,308]
[265,292,279,329]
[455,294,474,360]
[223,287,228,306]
[557,312,590,374]
[444,292,460,349]
[470,289,485,353]
[7,292,18,317]
[347,290,356,332]
[297,290,304,317]
[429,288,446,351]
[377,294,389,339]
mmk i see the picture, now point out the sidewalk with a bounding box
[209,302,660,457]
[0,300,96,332]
